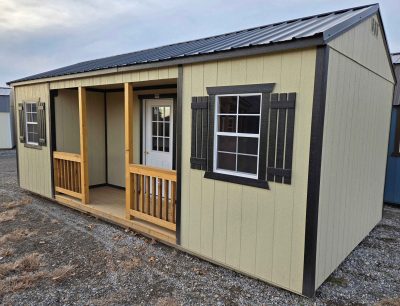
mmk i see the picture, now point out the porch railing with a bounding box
[128,164,177,231]
[53,151,82,199]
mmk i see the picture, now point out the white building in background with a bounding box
[0,87,15,149]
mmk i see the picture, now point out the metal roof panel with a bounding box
[8,4,380,84]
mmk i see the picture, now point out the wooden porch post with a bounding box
[124,83,133,219]
[78,87,89,204]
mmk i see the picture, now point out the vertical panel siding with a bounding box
[329,14,394,83]
[87,91,106,186]
[55,90,80,153]
[384,109,400,205]
[15,83,52,197]
[181,48,317,293]
[55,90,106,186]
[315,48,394,288]
[106,92,125,187]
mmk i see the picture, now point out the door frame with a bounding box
[139,94,177,170]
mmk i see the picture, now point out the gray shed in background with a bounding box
[0,87,15,149]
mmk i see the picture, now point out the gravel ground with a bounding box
[0,150,399,305]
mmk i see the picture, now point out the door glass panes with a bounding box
[151,106,171,152]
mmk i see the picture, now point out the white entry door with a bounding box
[144,99,173,169]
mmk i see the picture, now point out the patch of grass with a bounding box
[49,265,75,282]
[0,264,75,296]
[0,229,37,246]
[327,275,348,287]
[2,197,31,210]
[155,297,180,306]
[0,248,14,258]
[0,271,47,295]
[121,257,141,271]
[376,298,400,306]
[0,209,19,222]
[0,253,42,277]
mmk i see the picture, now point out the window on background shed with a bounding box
[214,94,261,178]
[25,102,39,145]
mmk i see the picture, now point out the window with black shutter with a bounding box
[190,84,296,189]
[18,100,47,148]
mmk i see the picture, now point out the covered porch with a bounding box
[50,78,180,245]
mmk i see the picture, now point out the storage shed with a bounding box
[7,4,395,297]
[384,53,400,205]
[0,87,15,149]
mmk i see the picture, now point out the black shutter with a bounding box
[190,96,209,170]
[18,103,25,143]
[267,93,296,184]
[37,102,47,146]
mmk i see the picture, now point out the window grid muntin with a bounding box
[214,93,262,179]
[25,102,39,145]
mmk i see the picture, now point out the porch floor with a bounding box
[55,186,176,244]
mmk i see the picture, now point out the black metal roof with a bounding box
[9,4,380,84]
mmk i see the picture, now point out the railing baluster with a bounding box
[140,175,144,212]
[146,176,150,214]
[152,177,156,216]
[158,178,162,219]
[171,181,176,223]
[163,180,168,221]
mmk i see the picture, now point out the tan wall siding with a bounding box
[14,83,52,198]
[180,49,317,293]
[329,14,394,83]
[49,67,178,90]
[55,90,106,186]
[87,91,106,185]
[106,92,125,187]
[55,90,80,153]
[315,48,394,288]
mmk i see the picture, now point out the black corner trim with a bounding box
[49,89,58,198]
[204,172,269,189]
[175,65,183,245]
[302,46,330,297]
[206,83,275,95]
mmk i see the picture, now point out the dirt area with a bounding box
[0,150,399,305]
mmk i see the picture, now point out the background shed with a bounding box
[384,53,400,205]
[0,87,15,149]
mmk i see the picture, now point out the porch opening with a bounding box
[51,80,178,243]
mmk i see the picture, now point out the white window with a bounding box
[214,94,261,178]
[25,102,39,145]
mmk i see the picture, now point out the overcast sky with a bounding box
[1,0,399,86]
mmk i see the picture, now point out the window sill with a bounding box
[24,143,42,150]
[204,171,269,189]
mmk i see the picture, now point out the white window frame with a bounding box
[213,93,262,179]
[25,102,39,145]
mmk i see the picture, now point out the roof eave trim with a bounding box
[8,36,325,86]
